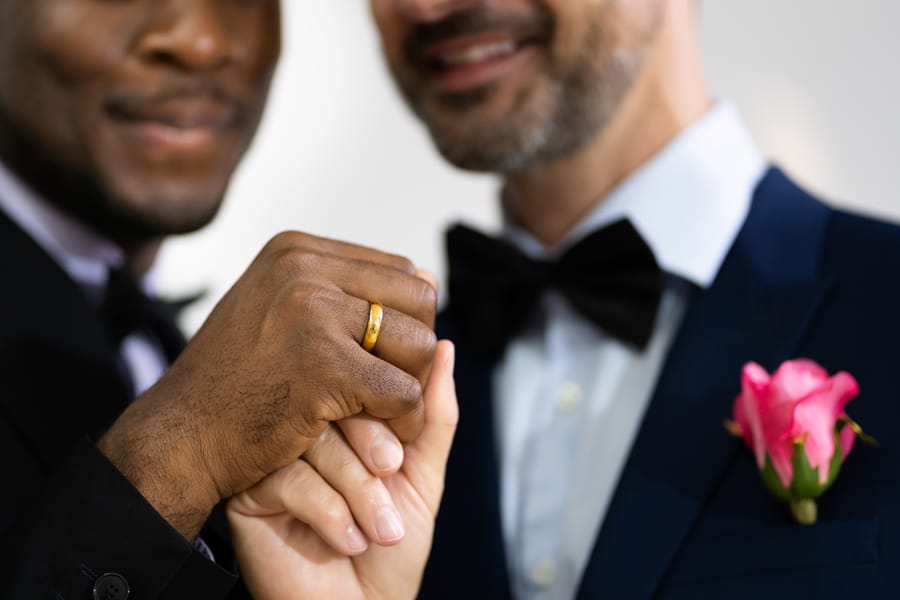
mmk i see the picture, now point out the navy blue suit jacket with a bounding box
[421,168,900,599]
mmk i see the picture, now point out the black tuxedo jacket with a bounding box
[422,169,900,599]
[0,211,248,598]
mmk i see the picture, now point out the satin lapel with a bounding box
[422,317,512,599]
[0,211,129,469]
[576,168,833,599]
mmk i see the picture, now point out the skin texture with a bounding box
[228,340,459,600]
[0,0,280,251]
[370,0,712,245]
[0,1,452,591]
[98,232,439,538]
[373,0,660,173]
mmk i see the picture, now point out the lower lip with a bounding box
[117,120,221,157]
[428,45,533,93]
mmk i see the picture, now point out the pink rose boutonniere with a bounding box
[725,359,877,524]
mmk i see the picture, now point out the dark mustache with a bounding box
[106,77,237,109]
[404,7,553,66]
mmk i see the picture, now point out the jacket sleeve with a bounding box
[1,432,240,599]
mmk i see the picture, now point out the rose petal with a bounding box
[767,437,797,488]
[735,362,770,468]
[761,360,829,444]
[788,372,859,483]
[839,413,857,460]
[770,359,830,400]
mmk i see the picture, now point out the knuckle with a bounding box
[397,376,424,412]
[317,498,350,527]
[317,388,363,423]
[290,284,341,321]
[264,230,309,257]
[335,450,362,479]
[386,253,416,275]
[281,462,314,496]
[414,325,438,356]
[285,247,325,276]
[310,426,339,456]
[415,278,439,312]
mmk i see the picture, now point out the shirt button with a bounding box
[531,559,555,589]
[93,572,130,600]
[556,381,583,412]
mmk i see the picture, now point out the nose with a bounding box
[391,0,481,22]
[136,0,239,72]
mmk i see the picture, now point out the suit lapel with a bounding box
[0,210,129,470]
[423,317,512,599]
[576,168,833,599]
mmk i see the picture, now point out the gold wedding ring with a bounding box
[362,301,384,352]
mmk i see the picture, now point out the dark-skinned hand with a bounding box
[97,231,438,538]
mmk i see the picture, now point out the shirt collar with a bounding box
[504,102,767,289]
[0,159,134,290]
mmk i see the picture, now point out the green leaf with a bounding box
[822,431,845,491]
[836,417,880,447]
[789,441,824,500]
[760,453,791,501]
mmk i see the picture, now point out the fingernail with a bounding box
[371,439,403,471]
[376,505,405,542]
[346,523,368,553]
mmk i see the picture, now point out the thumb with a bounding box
[402,339,458,513]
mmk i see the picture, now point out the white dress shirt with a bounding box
[494,102,768,600]
[0,160,168,397]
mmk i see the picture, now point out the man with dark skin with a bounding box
[371,0,900,598]
[0,1,456,598]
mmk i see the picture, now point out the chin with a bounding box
[101,182,228,240]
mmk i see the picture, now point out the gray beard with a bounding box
[402,13,657,174]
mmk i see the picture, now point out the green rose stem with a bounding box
[789,499,817,525]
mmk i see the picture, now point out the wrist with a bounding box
[97,400,220,539]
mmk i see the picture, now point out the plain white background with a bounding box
[156,1,900,333]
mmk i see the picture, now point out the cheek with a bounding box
[236,7,283,89]
[31,5,128,85]
[8,7,128,148]
[368,4,405,65]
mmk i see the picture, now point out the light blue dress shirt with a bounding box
[494,103,768,599]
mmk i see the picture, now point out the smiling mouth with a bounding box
[427,38,521,70]
[414,33,539,94]
[106,97,240,157]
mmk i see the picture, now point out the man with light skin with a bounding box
[0,1,455,598]
[371,0,900,598]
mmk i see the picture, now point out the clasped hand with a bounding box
[97,231,458,598]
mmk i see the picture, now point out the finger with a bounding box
[358,357,426,444]
[331,257,438,330]
[312,337,426,443]
[416,268,439,294]
[267,229,418,275]
[338,414,404,477]
[272,240,437,328]
[231,459,370,556]
[402,340,459,514]
[305,426,406,546]
[386,404,426,447]
[355,304,438,386]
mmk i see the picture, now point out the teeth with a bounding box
[439,40,518,67]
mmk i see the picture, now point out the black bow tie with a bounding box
[446,219,664,362]
[101,267,190,362]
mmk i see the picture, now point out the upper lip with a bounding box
[106,93,240,130]
[405,10,552,70]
